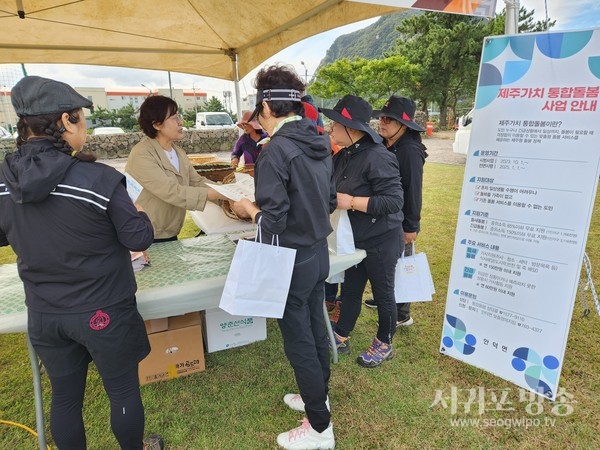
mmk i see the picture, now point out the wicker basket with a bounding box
[188,153,217,165]
[194,162,235,182]
[220,167,255,221]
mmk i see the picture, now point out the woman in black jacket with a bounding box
[0,76,156,449]
[322,95,404,368]
[231,65,336,450]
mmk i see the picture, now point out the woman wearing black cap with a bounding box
[365,96,428,327]
[0,76,159,449]
[321,94,404,368]
[230,64,336,450]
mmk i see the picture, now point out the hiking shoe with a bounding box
[396,316,414,327]
[364,299,377,309]
[277,418,335,449]
[283,393,331,412]
[143,434,164,450]
[356,337,394,368]
[329,301,341,325]
[332,331,350,355]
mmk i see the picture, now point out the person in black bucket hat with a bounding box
[364,95,429,328]
[0,76,163,449]
[322,94,404,369]
[372,95,425,132]
[320,94,382,144]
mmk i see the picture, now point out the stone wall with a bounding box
[0,128,239,162]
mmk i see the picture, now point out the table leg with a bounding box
[26,335,47,450]
[323,299,338,364]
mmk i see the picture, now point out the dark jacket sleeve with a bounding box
[107,182,155,251]
[397,142,424,233]
[365,151,404,217]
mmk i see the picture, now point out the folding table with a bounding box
[0,234,365,449]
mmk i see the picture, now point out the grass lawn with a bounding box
[1,163,599,449]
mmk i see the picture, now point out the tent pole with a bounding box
[504,0,520,35]
[229,50,243,121]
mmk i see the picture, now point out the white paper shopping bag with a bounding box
[327,209,355,256]
[219,225,296,319]
[394,249,435,303]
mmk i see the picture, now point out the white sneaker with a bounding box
[277,419,335,449]
[283,393,330,412]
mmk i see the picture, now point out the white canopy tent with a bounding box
[0,0,501,114]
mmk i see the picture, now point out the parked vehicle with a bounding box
[195,112,235,129]
[452,108,474,156]
[92,126,125,135]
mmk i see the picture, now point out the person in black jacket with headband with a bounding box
[231,65,336,450]
[321,94,404,369]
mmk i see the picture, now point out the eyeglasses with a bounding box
[378,116,396,125]
[168,113,183,123]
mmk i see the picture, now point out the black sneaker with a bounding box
[143,434,164,450]
[364,299,377,309]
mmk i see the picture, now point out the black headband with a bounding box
[256,89,302,105]
[248,88,302,122]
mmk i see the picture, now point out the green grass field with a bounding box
[1,163,599,449]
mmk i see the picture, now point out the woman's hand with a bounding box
[230,199,251,218]
[231,197,260,221]
[230,157,239,168]
[337,192,353,210]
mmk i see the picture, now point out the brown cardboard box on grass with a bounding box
[139,324,205,386]
[144,317,169,334]
[169,311,202,330]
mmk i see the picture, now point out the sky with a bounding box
[3,0,599,114]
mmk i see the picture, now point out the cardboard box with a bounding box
[203,308,267,353]
[169,311,202,330]
[139,324,205,386]
[144,317,168,334]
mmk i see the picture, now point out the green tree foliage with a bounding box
[203,96,227,112]
[309,6,554,129]
[489,6,556,35]
[389,11,490,128]
[310,58,369,99]
[310,56,419,106]
[88,104,138,131]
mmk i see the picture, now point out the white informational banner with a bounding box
[440,29,600,400]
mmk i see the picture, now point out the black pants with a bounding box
[49,365,145,449]
[277,239,331,433]
[335,231,402,344]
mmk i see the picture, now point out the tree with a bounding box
[309,58,369,99]
[389,11,489,128]
[88,104,138,131]
[489,6,556,35]
[309,56,419,106]
[203,96,227,112]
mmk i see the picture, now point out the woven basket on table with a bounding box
[220,165,255,221]
[187,153,216,165]
[194,162,236,182]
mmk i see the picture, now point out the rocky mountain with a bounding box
[318,10,422,69]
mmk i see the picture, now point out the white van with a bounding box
[195,112,235,129]
[452,108,474,155]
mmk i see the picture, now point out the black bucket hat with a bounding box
[320,95,381,143]
[372,95,424,132]
[11,75,93,117]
